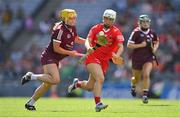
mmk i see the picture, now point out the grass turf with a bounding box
[0,97,180,117]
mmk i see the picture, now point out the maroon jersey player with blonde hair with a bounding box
[21,9,85,111]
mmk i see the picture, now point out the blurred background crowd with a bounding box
[0,0,180,99]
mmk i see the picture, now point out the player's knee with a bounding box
[43,83,52,87]
[96,76,104,84]
[42,83,52,90]
[143,73,149,80]
[87,86,94,91]
[134,76,140,81]
[52,78,61,85]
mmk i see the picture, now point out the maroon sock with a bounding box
[94,96,101,105]
[143,90,149,97]
[76,81,82,88]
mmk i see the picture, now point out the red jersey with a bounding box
[87,23,124,60]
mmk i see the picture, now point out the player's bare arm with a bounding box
[53,39,78,57]
[127,41,146,49]
[112,44,124,65]
[75,36,86,44]
[112,43,123,59]
[115,43,124,57]
[85,38,94,54]
[151,37,159,53]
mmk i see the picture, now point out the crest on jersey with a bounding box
[140,34,144,37]
[67,34,71,39]
[72,32,74,37]
[109,36,112,39]
[98,31,105,36]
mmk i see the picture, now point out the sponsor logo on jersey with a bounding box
[140,33,144,37]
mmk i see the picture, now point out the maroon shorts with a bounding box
[40,51,65,67]
[132,56,155,70]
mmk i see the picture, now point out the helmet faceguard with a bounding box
[138,14,151,23]
[138,14,151,31]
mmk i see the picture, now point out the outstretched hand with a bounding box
[70,51,85,57]
[112,53,125,65]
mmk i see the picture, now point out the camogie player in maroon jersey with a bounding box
[21,9,85,110]
[127,15,159,104]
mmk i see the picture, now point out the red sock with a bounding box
[76,81,82,88]
[51,91,58,98]
[94,96,101,105]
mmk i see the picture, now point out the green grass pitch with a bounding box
[0,98,180,117]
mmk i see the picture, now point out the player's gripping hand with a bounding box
[146,40,152,48]
[112,53,125,65]
[87,47,94,54]
[140,41,147,48]
[146,40,155,53]
[70,50,79,57]
[70,51,85,57]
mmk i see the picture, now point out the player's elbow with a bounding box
[127,43,133,49]
[51,78,61,85]
[127,43,130,48]
[53,79,61,85]
[119,44,124,51]
[118,43,123,49]
[53,46,58,53]
[85,39,91,50]
[53,42,64,54]
[75,37,85,45]
[53,41,59,53]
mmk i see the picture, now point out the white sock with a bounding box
[31,74,38,80]
[27,98,36,106]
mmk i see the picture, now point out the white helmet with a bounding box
[103,9,116,22]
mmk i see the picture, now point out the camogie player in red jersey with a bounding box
[68,9,125,112]
[127,15,159,104]
[21,9,85,111]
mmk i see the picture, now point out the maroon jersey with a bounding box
[128,27,158,69]
[41,22,77,66]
